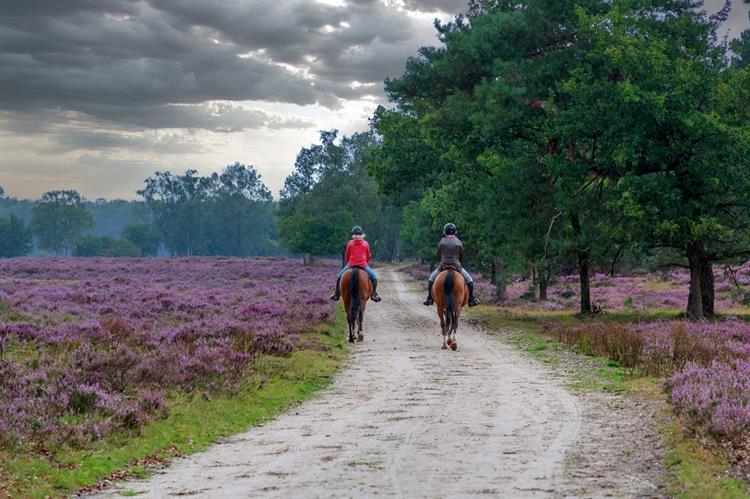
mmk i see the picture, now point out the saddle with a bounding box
[439,264,461,273]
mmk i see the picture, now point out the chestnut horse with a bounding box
[432,268,468,351]
[341,266,372,343]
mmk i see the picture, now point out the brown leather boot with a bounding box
[371,281,381,302]
[468,281,480,307]
[329,277,341,301]
[423,282,434,306]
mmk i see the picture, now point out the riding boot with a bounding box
[371,281,382,302]
[423,282,434,306]
[329,277,341,301]
[468,281,480,307]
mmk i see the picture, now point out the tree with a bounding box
[0,214,32,257]
[122,222,161,257]
[370,0,748,317]
[204,163,275,256]
[73,236,141,257]
[138,170,210,256]
[374,0,612,312]
[551,3,750,319]
[278,130,400,262]
[732,27,750,69]
[138,164,276,256]
[31,190,93,255]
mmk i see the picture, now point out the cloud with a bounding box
[402,0,468,14]
[0,0,442,119]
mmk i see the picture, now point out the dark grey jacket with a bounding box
[437,235,463,271]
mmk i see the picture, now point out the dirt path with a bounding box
[98,269,665,498]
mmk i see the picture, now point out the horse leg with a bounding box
[357,309,364,342]
[348,319,355,343]
[440,314,448,349]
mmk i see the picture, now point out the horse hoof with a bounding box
[349,337,355,343]
[442,344,448,349]
[446,338,453,346]
[450,342,458,351]
[357,336,364,342]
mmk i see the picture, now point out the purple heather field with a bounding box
[407,262,750,441]
[0,257,338,449]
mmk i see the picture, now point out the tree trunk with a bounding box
[494,258,507,300]
[571,214,591,314]
[539,267,548,301]
[700,257,714,317]
[578,249,592,314]
[686,249,704,320]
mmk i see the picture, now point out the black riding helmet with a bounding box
[443,223,457,235]
[351,226,364,235]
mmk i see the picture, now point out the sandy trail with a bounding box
[98,269,663,498]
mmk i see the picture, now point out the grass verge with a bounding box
[468,304,748,498]
[0,310,348,498]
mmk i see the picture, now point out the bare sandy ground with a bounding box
[96,269,665,498]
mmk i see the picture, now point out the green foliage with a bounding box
[732,28,750,69]
[369,0,750,316]
[138,163,276,256]
[400,200,438,262]
[87,200,142,239]
[278,130,402,260]
[0,214,32,257]
[73,236,141,257]
[122,222,161,257]
[31,190,94,255]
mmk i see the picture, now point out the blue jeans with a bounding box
[338,265,377,284]
[428,267,473,284]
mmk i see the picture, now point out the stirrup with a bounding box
[468,297,480,307]
[330,292,340,301]
[423,298,433,306]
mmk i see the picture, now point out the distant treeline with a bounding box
[2,0,750,321]
[0,163,281,259]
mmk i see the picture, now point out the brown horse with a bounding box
[432,268,468,351]
[341,266,372,343]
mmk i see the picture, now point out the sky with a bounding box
[0,0,748,201]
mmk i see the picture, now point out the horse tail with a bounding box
[444,269,456,331]
[349,267,361,324]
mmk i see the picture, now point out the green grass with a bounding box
[664,424,748,498]
[467,304,749,498]
[0,310,349,498]
[470,306,631,393]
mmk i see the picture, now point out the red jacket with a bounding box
[345,239,371,267]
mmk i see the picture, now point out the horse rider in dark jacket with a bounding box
[423,223,480,307]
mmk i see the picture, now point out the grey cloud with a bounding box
[0,0,433,119]
[51,130,208,155]
[402,0,468,14]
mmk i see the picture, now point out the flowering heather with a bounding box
[505,266,750,312]
[0,257,337,448]
[546,319,750,437]
[404,261,750,313]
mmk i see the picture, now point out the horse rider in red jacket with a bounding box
[330,226,381,302]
